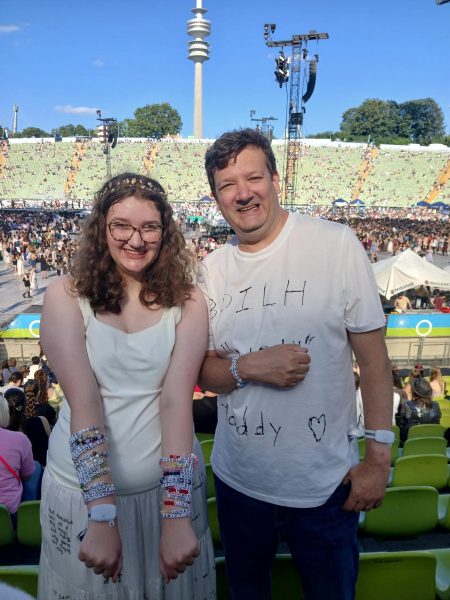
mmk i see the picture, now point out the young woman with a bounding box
[39,174,215,599]
[33,369,56,428]
[400,378,442,442]
[403,367,423,401]
[430,367,446,398]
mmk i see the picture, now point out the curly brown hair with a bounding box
[34,369,49,405]
[69,173,194,313]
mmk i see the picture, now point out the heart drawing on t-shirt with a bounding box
[308,414,326,442]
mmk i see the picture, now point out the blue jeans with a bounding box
[215,476,359,600]
[22,461,43,502]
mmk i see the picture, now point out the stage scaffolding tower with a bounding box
[264,25,329,205]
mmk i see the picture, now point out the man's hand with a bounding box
[342,445,391,512]
[239,344,310,387]
[160,519,200,583]
[78,521,123,582]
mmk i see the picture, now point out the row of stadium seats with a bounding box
[0,140,449,206]
[2,551,449,599]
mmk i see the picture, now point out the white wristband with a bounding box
[88,503,117,527]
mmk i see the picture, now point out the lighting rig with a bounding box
[264,23,329,205]
[249,110,278,142]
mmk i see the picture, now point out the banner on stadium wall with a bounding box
[0,314,41,338]
[1,311,449,340]
[386,313,450,338]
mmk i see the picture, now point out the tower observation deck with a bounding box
[187,0,211,139]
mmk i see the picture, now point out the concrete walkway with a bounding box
[0,263,54,317]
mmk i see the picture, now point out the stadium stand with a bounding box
[360,149,449,207]
[150,139,211,201]
[0,141,72,202]
[0,139,449,207]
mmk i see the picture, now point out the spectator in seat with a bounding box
[0,393,35,527]
[400,378,441,442]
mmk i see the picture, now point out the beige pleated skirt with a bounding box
[38,446,217,600]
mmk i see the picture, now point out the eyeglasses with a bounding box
[107,222,163,243]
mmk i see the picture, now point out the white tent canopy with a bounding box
[372,249,450,299]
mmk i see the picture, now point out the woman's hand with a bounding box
[78,521,123,583]
[160,518,200,583]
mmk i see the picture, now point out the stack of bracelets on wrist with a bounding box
[69,426,116,504]
[160,453,197,519]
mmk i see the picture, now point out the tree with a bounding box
[340,97,446,145]
[55,123,90,137]
[306,131,339,140]
[399,99,445,144]
[125,103,182,138]
[340,99,410,141]
[17,127,50,138]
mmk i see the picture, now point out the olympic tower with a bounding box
[187,0,210,139]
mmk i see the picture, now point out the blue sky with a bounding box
[1,0,449,139]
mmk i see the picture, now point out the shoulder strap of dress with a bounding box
[77,297,93,329]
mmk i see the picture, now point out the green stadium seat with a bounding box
[0,565,39,598]
[17,501,41,548]
[200,439,214,463]
[407,424,445,439]
[207,497,221,549]
[205,463,215,499]
[356,551,436,600]
[0,504,16,546]
[358,486,438,538]
[390,454,450,490]
[430,548,450,600]
[402,436,447,457]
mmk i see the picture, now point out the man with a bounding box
[24,356,41,382]
[394,293,412,313]
[2,358,18,385]
[0,371,23,394]
[198,129,393,599]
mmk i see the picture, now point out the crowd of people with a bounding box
[0,210,83,299]
[1,201,449,273]
[0,354,63,528]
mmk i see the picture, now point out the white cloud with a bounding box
[0,25,20,34]
[92,59,104,68]
[54,105,99,115]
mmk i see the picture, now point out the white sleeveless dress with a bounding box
[38,298,216,599]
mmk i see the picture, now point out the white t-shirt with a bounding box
[199,212,386,508]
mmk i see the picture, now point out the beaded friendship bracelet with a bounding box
[229,353,248,389]
[70,432,106,460]
[74,451,109,470]
[78,466,111,487]
[69,426,116,505]
[82,481,117,504]
[160,453,197,519]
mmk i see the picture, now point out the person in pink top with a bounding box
[0,393,35,520]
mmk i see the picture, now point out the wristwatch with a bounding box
[88,504,117,527]
[364,429,395,447]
